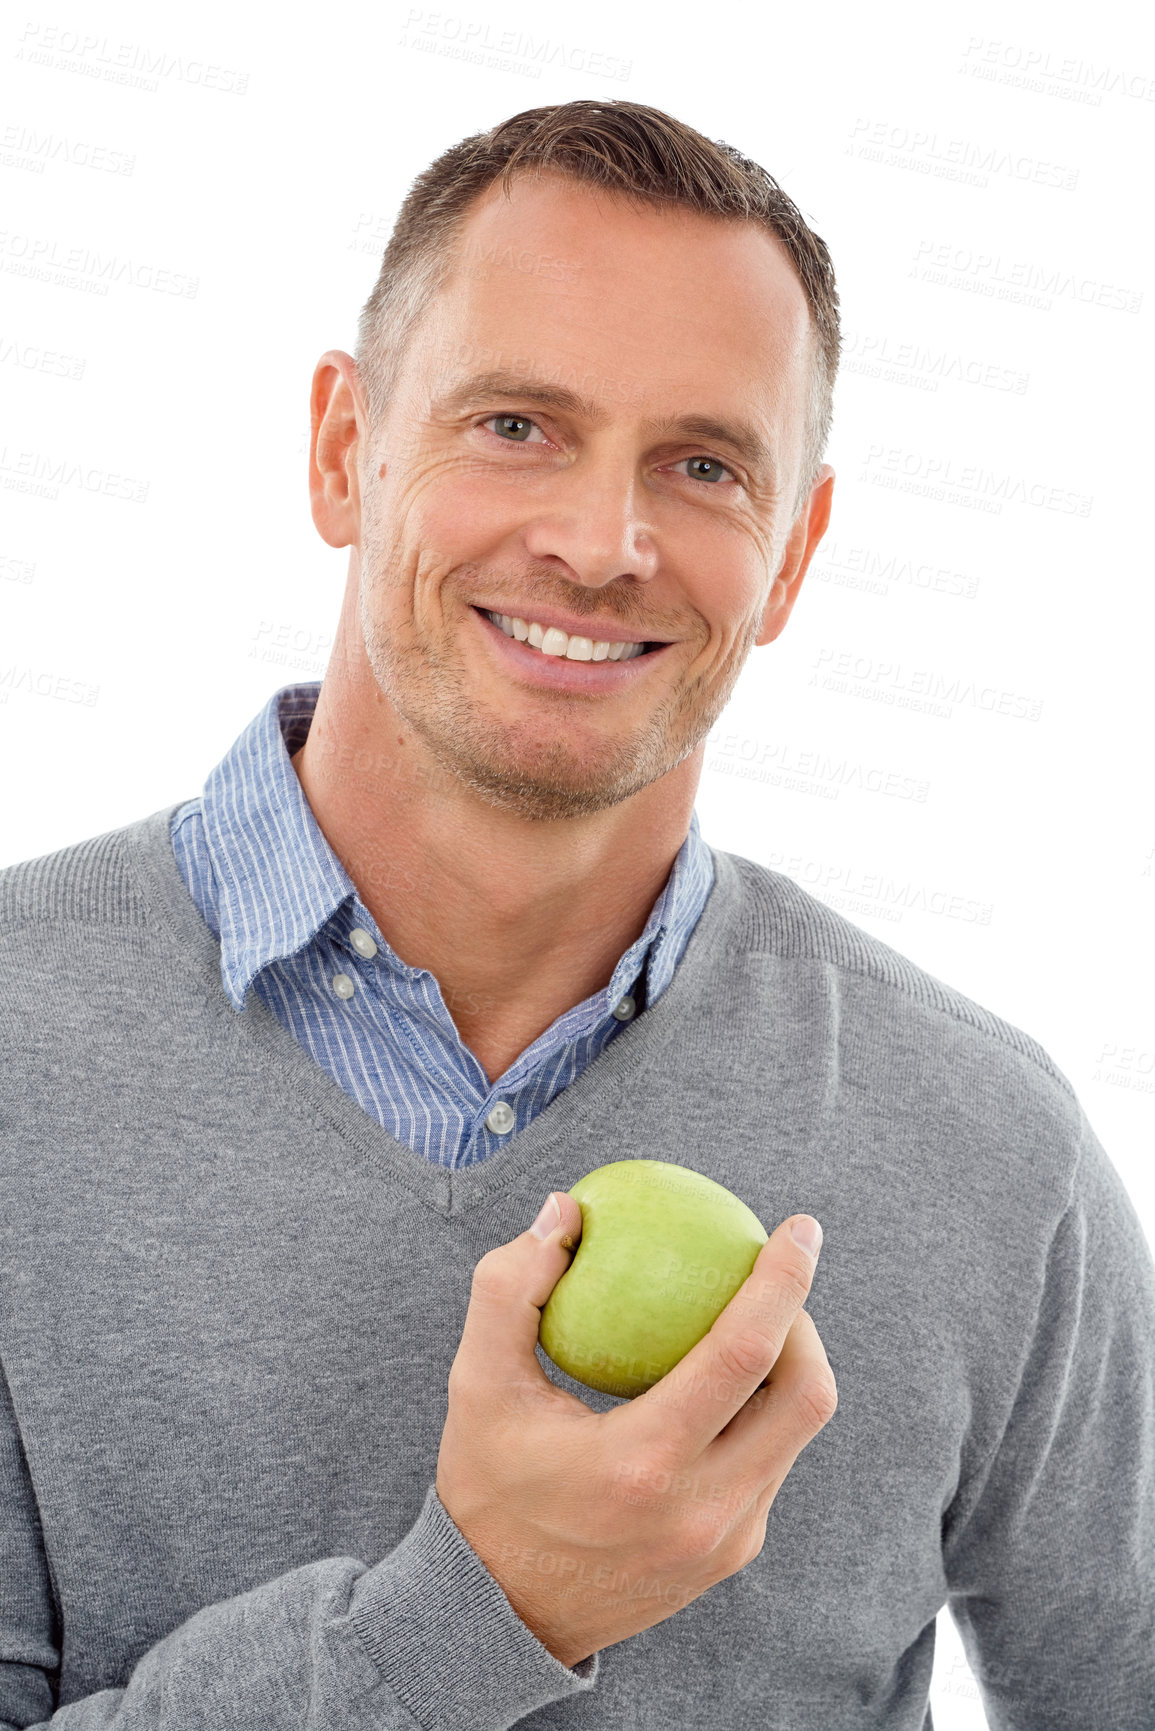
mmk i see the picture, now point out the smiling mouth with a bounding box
[474,607,662,662]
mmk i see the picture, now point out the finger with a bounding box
[708,1306,838,1491]
[625,1214,821,1460]
[450,1192,584,1400]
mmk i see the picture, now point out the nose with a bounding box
[519,442,660,590]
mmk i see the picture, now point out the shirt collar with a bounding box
[200,683,354,1011]
[200,679,713,1017]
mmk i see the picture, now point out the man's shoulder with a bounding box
[717,846,1074,1104]
[0,802,185,938]
[1,802,238,1086]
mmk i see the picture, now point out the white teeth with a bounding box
[484,609,649,662]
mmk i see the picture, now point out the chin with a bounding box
[454,757,649,824]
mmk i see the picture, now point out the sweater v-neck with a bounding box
[124,800,747,1221]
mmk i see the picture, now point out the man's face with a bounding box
[354,171,823,822]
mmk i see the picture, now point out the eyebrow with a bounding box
[430,370,778,487]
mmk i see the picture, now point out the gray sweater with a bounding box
[2,801,1153,1731]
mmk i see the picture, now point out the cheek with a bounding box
[682,542,772,641]
[380,458,516,565]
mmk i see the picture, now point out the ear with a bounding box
[755,466,835,647]
[309,350,369,551]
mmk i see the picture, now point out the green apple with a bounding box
[538,1159,769,1399]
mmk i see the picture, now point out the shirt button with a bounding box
[486,1100,516,1135]
[350,927,378,959]
[611,994,636,1022]
[331,972,355,1000]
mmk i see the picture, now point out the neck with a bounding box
[290,601,701,1085]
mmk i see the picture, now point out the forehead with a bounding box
[412,170,814,447]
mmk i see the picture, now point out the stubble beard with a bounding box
[358,510,763,823]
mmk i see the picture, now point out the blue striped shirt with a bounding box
[169,681,715,1170]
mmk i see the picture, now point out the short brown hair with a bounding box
[354,99,840,518]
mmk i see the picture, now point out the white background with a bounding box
[2,1,1152,1723]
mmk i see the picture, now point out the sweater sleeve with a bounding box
[941,1105,1155,1729]
[0,1367,599,1731]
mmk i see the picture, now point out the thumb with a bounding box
[528,1189,583,1256]
[455,1191,584,1379]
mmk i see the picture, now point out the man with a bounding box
[1,99,1151,1731]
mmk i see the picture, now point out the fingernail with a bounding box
[531,1194,561,1240]
[790,1215,823,1258]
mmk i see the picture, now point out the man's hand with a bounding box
[436,1192,837,1670]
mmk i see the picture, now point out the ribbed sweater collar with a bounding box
[121,799,748,1218]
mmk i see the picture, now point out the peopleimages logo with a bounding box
[0,229,198,298]
[0,554,37,584]
[847,117,1079,190]
[0,445,149,503]
[0,664,99,705]
[0,335,85,380]
[765,850,995,928]
[1091,1042,1155,1097]
[398,9,632,81]
[841,329,1028,395]
[706,728,931,804]
[912,239,1142,314]
[15,21,249,94]
[0,121,135,176]
[809,648,1044,724]
[810,540,980,602]
[959,36,1155,105]
[859,445,1093,517]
